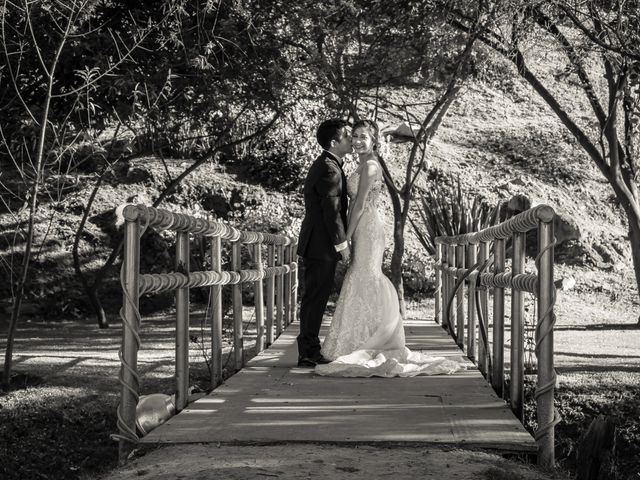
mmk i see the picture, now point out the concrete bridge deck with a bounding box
[141,319,536,453]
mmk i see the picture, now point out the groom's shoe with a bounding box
[312,355,331,365]
[297,357,317,368]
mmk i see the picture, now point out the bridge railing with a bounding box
[114,204,298,461]
[434,204,559,468]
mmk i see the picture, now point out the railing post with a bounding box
[440,243,448,330]
[434,242,442,324]
[276,244,284,336]
[175,231,190,412]
[266,244,275,346]
[477,241,489,379]
[446,244,456,334]
[466,242,477,361]
[210,235,223,387]
[492,238,505,397]
[291,241,298,323]
[232,241,244,369]
[254,242,265,353]
[455,243,465,349]
[283,243,292,328]
[537,218,556,468]
[118,212,141,463]
[511,231,526,420]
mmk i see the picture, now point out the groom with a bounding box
[296,119,352,367]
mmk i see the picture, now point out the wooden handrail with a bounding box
[434,204,559,468]
[114,204,298,463]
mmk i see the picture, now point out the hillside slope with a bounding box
[1,54,637,322]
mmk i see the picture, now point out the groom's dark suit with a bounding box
[297,151,348,361]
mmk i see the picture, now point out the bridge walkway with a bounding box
[141,318,536,453]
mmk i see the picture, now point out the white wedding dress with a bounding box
[316,163,462,378]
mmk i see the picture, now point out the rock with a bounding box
[136,394,176,435]
[612,261,627,272]
[125,166,154,184]
[554,277,576,291]
[510,176,527,186]
[507,194,531,216]
[554,214,580,244]
[111,137,133,154]
[201,191,230,217]
[127,192,152,206]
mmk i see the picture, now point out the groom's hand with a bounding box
[340,247,351,263]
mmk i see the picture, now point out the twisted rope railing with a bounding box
[444,268,539,293]
[436,205,555,245]
[114,204,298,464]
[126,204,291,244]
[136,265,297,295]
[434,203,559,468]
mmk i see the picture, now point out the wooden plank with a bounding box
[141,319,536,453]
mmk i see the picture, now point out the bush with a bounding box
[412,173,503,256]
[246,147,307,192]
[240,101,323,192]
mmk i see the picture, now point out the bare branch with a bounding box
[1,0,38,123]
[529,6,607,126]
[558,3,640,61]
[25,0,50,77]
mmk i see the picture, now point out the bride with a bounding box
[315,120,461,378]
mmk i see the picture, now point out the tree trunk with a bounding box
[380,158,406,316]
[625,202,640,300]
[390,218,406,317]
[575,415,616,480]
[72,127,122,329]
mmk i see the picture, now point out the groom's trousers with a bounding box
[297,257,337,360]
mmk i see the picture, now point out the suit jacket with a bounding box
[297,151,348,261]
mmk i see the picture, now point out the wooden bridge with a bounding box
[114,204,557,468]
[140,319,535,452]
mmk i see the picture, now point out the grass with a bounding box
[0,308,246,480]
[1,386,119,479]
[515,372,640,480]
[554,373,640,479]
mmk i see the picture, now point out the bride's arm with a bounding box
[346,160,378,240]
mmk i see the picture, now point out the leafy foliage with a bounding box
[522,374,640,479]
[412,174,502,256]
[242,102,322,191]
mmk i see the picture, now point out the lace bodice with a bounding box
[346,161,385,209]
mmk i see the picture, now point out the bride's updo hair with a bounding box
[352,119,380,151]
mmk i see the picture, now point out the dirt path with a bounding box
[101,444,558,480]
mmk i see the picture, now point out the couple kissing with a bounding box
[296,119,461,378]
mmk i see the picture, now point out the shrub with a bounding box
[412,174,503,256]
[241,101,323,192]
[246,146,307,192]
